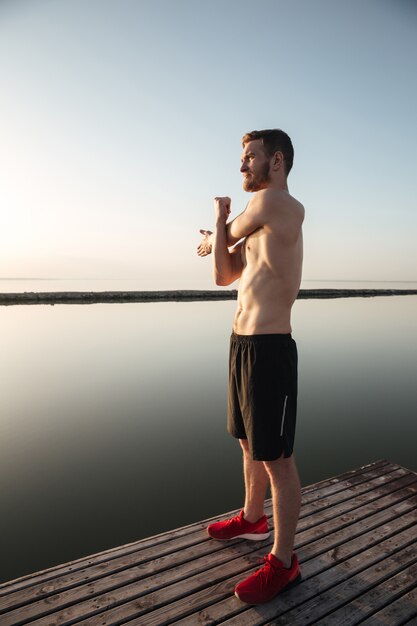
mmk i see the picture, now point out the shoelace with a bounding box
[225,514,243,529]
[253,556,277,590]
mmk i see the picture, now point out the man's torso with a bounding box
[233,190,304,335]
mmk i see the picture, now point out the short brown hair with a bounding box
[242,129,294,176]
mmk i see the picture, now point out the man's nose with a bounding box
[240,162,247,172]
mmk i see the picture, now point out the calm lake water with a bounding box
[1,294,416,582]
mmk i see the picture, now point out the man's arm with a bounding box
[213,196,265,286]
[212,197,245,286]
[213,227,244,286]
[225,192,267,243]
[198,192,268,255]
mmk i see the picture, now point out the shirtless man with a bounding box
[197,129,304,604]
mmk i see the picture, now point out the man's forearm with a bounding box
[213,221,234,285]
[206,222,241,249]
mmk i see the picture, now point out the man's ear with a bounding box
[272,151,284,171]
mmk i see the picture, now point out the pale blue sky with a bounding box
[1,0,416,286]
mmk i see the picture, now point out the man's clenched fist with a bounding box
[214,196,231,224]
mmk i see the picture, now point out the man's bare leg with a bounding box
[240,439,270,523]
[263,455,301,567]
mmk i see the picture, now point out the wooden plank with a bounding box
[0,538,246,625]
[0,512,237,595]
[3,529,223,598]
[360,587,417,625]
[0,459,390,595]
[300,459,390,495]
[301,461,397,504]
[299,467,411,517]
[71,488,417,626]
[313,561,417,625]
[67,499,417,626]
[0,461,400,601]
[264,543,417,626]
[0,460,412,620]
[1,467,414,624]
[299,490,417,560]
[172,522,417,626]
[0,461,415,626]
[297,470,416,534]
[73,488,417,626]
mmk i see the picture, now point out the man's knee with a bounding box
[263,453,297,476]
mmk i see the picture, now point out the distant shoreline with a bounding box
[1,289,417,306]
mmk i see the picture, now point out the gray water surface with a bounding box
[1,296,416,582]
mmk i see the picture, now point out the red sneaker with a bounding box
[234,553,301,604]
[207,510,270,541]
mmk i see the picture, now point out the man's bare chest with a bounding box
[242,228,265,265]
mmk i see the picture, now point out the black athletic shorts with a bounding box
[227,332,298,461]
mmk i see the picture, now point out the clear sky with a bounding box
[1,0,416,286]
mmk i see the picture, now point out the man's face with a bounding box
[240,140,271,192]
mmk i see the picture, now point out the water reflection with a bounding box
[1,297,416,581]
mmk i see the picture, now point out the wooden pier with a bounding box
[1,459,416,625]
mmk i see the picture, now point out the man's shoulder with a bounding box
[252,188,304,219]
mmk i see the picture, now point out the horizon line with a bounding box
[0,278,416,283]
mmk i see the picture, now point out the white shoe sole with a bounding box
[235,532,270,541]
[208,531,270,541]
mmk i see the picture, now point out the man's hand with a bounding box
[214,196,231,224]
[197,229,213,256]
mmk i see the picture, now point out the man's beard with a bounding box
[243,160,271,192]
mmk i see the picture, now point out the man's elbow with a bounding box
[215,276,228,286]
[214,273,233,286]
